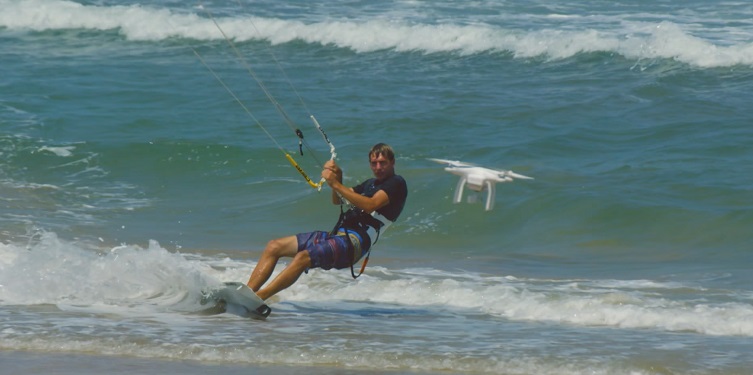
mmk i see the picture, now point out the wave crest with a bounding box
[2,0,753,67]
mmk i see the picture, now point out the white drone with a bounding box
[428,158,533,211]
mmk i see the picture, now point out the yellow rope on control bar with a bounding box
[285,153,323,189]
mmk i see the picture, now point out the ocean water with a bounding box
[2,0,753,374]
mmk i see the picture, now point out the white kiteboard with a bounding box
[201,281,272,319]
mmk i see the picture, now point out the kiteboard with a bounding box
[201,281,272,319]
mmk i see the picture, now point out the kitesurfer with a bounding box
[247,143,408,300]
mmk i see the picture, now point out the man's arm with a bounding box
[321,161,390,213]
[330,180,390,214]
[323,160,345,204]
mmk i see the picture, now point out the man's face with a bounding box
[369,153,395,181]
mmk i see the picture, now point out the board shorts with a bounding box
[296,229,363,270]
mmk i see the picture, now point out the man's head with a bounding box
[368,143,396,181]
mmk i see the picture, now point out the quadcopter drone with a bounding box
[428,158,533,211]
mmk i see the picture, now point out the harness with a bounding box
[329,206,386,279]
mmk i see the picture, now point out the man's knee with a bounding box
[264,236,297,258]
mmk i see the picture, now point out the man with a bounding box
[247,143,408,300]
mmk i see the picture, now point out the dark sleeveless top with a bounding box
[338,174,408,250]
[352,174,408,222]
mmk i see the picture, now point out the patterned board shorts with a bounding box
[296,230,363,270]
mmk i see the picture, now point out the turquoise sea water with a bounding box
[2,1,753,374]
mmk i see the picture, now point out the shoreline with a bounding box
[1,350,442,375]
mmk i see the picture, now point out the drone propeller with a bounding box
[427,158,477,168]
[500,171,534,180]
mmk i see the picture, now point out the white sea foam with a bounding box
[38,145,75,157]
[1,232,751,373]
[283,266,753,337]
[2,231,752,339]
[2,0,753,67]
[0,232,219,312]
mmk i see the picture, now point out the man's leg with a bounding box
[247,235,298,291]
[256,250,312,300]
